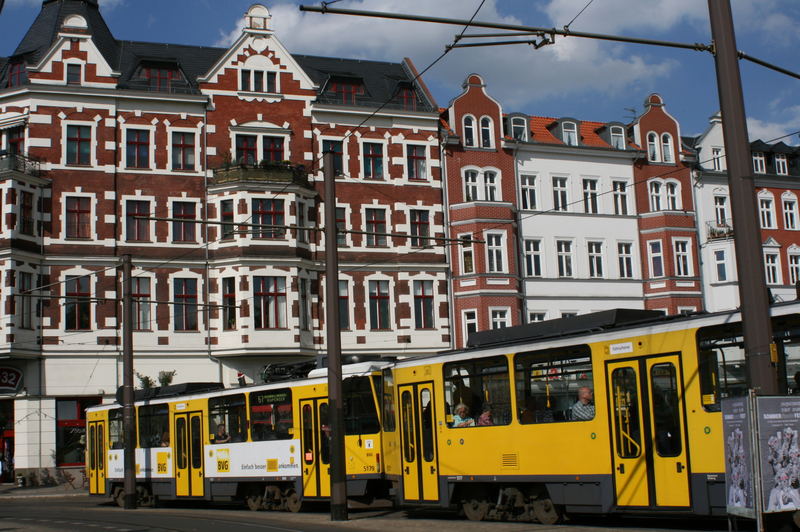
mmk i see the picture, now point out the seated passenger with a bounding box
[160,431,170,447]
[451,403,475,428]
[571,386,595,421]
[214,422,231,443]
[477,403,493,426]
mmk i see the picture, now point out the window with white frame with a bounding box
[413,280,435,329]
[673,239,692,277]
[553,176,568,211]
[562,122,578,146]
[65,124,92,166]
[368,279,391,330]
[714,249,727,282]
[712,147,723,171]
[613,181,628,215]
[463,309,478,340]
[17,271,33,330]
[132,277,151,331]
[65,275,91,330]
[511,117,527,141]
[753,152,766,173]
[649,181,662,211]
[583,179,598,214]
[480,116,493,148]
[789,253,800,285]
[610,126,625,150]
[240,68,277,93]
[66,63,82,85]
[490,308,510,329]
[775,154,789,175]
[714,196,728,226]
[520,174,537,210]
[253,276,286,329]
[528,312,546,323]
[174,278,198,331]
[463,115,476,147]
[618,242,633,278]
[665,182,679,210]
[171,131,196,171]
[764,252,780,284]
[486,232,505,273]
[759,197,776,228]
[524,239,542,277]
[409,209,430,247]
[588,241,604,278]
[556,240,573,278]
[463,168,501,202]
[338,280,350,330]
[172,201,197,243]
[648,240,664,278]
[460,234,474,275]
[299,278,311,330]
[647,132,659,162]
[785,198,798,230]
[406,144,427,180]
[363,142,384,179]
[661,133,674,163]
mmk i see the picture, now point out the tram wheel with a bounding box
[532,498,561,525]
[246,493,264,511]
[136,485,154,508]
[462,499,489,521]
[114,488,126,508]
[285,491,302,513]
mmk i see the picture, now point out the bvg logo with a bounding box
[216,449,230,473]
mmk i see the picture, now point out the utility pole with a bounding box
[708,0,778,394]
[121,254,137,508]
[323,151,347,520]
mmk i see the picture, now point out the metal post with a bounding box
[323,151,347,520]
[121,254,136,508]
[708,0,778,394]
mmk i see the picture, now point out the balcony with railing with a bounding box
[0,152,41,178]
[707,219,734,240]
[210,161,311,188]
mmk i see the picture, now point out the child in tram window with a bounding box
[477,403,493,426]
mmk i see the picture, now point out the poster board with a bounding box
[723,396,757,518]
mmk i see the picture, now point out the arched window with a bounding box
[665,182,679,210]
[562,122,578,146]
[649,181,662,211]
[480,116,493,148]
[511,117,527,141]
[610,126,625,150]
[661,133,674,163]
[463,115,476,147]
[647,132,659,162]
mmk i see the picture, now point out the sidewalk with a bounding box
[0,481,88,499]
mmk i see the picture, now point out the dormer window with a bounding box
[329,79,364,105]
[753,152,766,173]
[775,154,788,175]
[647,132,659,161]
[67,64,82,85]
[562,122,578,146]
[610,126,625,149]
[480,116,493,148]
[7,61,27,88]
[395,85,418,111]
[661,133,674,163]
[511,117,527,141]
[240,69,277,93]
[138,64,184,92]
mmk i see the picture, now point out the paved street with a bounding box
[0,483,763,532]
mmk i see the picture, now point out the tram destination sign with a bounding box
[723,397,756,518]
[0,366,23,394]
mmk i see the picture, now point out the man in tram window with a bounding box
[571,386,595,421]
[214,422,230,443]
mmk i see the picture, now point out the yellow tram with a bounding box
[87,302,800,522]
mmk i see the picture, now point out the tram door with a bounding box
[300,398,331,499]
[606,354,690,509]
[398,382,439,503]
[174,412,204,497]
[87,420,106,495]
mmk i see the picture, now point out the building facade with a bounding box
[0,0,447,476]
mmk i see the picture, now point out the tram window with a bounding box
[109,408,124,449]
[382,369,396,432]
[98,429,104,471]
[420,388,434,462]
[697,326,748,411]
[514,346,593,424]
[344,376,381,435]
[651,363,682,457]
[401,390,415,462]
[138,404,169,448]
[611,367,641,458]
[320,403,331,465]
[209,394,246,443]
[443,356,511,427]
[302,404,313,464]
[250,389,293,441]
[191,416,202,469]
[176,417,187,469]
[88,425,95,470]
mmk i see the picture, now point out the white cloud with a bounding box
[747,106,800,144]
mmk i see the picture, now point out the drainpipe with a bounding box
[690,167,708,311]
[203,104,223,384]
[439,139,455,351]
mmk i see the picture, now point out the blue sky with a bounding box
[2,0,798,143]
